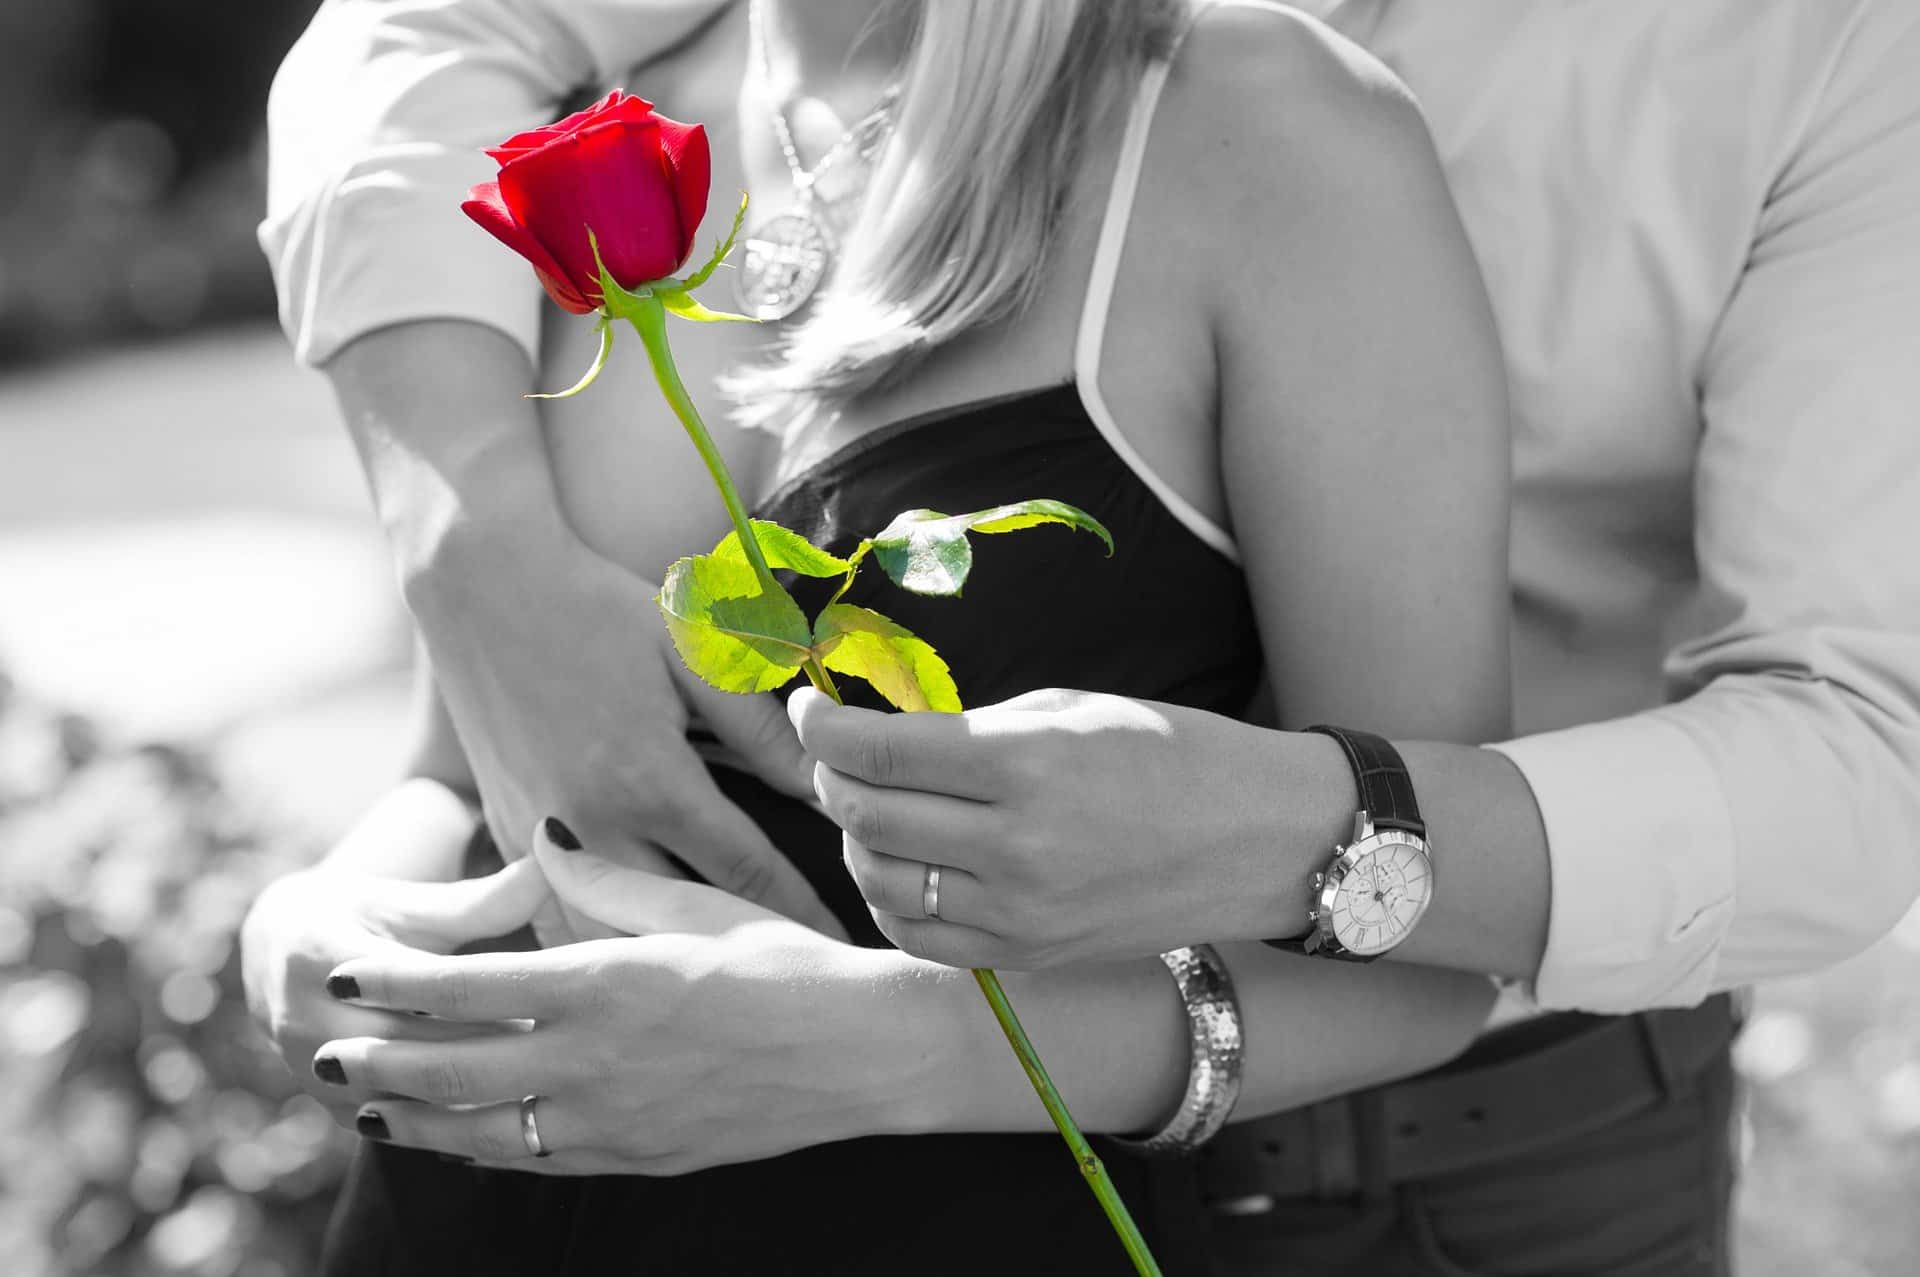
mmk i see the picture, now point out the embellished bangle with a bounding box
[1110,944,1244,1157]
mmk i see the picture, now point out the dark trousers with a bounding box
[1195,1007,1738,1276]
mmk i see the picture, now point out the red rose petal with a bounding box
[461,180,596,311]
[485,90,662,162]
[532,267,600,314]
[498,117,686,292]
[653,115,711,263]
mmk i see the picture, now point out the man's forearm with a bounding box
[1390,740,1552,979]
[1207,733,1553,984]
[325,319,573,595]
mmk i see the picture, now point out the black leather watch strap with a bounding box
[1262,726,1428,957]
[1305,725,1425,838]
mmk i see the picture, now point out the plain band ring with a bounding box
[923,864,943,920]
[519,1094,550,1158]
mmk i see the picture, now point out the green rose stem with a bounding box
[973,968,1163,1276]
[626,294,844,701]
[587,214,1157,1276]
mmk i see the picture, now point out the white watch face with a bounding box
[1327,834,1432,956]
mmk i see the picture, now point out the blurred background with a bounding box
[0,3,1915,1275]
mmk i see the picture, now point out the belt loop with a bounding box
[1307,1096,1362,1199]
[1348,1087,1394,1203]
[1638,1009,1679,1098]
[1637,1006,1697,1100]
[1307,1094,1392,1201]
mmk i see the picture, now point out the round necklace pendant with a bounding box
[735,210,833,321]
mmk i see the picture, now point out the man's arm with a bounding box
[261,0,839,930]
[323,321,837,933]
[1481,0,1920,1010]
[260,0,726,367]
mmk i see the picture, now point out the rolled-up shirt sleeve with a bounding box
[1492,2,1920,1012]
[258,0,723,367]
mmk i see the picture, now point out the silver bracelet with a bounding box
[1110,944,1244,1157]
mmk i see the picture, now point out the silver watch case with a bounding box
[1302,810,1434,960]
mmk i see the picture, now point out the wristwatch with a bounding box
[1263,725,1433,962]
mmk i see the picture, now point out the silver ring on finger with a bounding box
[923,864,943,920]
[519,1094,552,1158]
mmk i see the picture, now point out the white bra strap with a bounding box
[1073,11,1244,563]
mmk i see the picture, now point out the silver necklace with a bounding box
[735,0,899,321]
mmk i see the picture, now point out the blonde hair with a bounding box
[722,0,1187,434]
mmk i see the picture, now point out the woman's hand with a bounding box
[788,687,1356,969]
[317,820,950,1175]
[240,781,555,1129]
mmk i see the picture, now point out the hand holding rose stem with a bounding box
[461,94,1159,1273]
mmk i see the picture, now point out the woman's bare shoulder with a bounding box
[1152,4,1444,233]
[1142,4,1458,323]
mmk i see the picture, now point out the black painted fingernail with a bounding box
[356,1110,390,1141]
[326,974,361,1000]
[438,1152,476,1167]
[313,1055,348,1085]
[542,816,582,851]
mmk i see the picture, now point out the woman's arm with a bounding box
[1204,10,1542,983]
[802,9,1547,979]
[808,14,1524,968]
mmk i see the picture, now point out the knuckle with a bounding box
[995,890,1042,939]
[1000,824,1050,878]
[583,1041,622,1088]
[857,730,896,784]
[839,792,883,847]
[715,846,779,904]
[870,909,915,954]
[424,1057,466,1102]
[438,969,473,1016]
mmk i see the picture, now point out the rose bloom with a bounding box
[463,91,711,312]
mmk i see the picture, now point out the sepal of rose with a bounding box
[528,196,756,402]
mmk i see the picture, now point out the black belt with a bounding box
[1194,995,1736,1209]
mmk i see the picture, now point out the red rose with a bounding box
[463,91,712,313]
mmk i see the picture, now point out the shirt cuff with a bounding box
[1487,711,1738,1013]
[259,149,544,369]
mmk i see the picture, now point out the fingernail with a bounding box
[326,974,361,1000]
[356,1110,391,1141]
[542,816,582,852]
[438,1152,476,1167]
[313,1055,348,1085]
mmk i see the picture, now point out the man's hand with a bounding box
[408,526,838,938]
[325,320,839,940]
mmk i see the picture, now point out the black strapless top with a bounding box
[321,386,1263,1276]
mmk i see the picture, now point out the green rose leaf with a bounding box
[655,553,814,693]
[712,521,852,578]
[865,499,1115,596]
[812,604,962,714]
